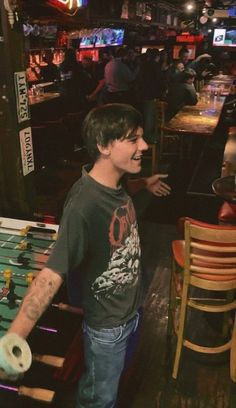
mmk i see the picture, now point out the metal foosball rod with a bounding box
[0,383,55,403]
[0,239,54,255]
[0,252,45,267]
[0,297,84,316]
[0,316,58,334]
[0,222,58,241]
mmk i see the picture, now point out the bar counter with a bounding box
[163,75,235,137]
[163,98,226,136]
[29,92,60,106]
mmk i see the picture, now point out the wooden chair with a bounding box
[155,99,183,159]
[168,217,236,381]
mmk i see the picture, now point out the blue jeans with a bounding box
[76,312,140,408]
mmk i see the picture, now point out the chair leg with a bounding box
[230,315,236,382]
[172,275,189,379]
[167,258,176,338]
[222,291,235,338]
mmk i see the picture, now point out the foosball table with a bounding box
[0,217,84,407]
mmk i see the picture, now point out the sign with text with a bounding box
[19,127,34,176]
[14,72,30,123]
[176,35,204,44]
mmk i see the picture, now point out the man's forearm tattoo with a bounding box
[21,275,58,321]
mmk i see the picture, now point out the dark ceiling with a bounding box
[18,0,236,27]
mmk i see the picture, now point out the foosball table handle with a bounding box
[18,385,55,402]
[33,353,65,368]
[55,302,84,315]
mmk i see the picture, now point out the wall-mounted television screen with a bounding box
[95,28,125,47]
[213,28,236,47]
[228,6,236,17]
[173,45,196,60]
[80,35,96,48]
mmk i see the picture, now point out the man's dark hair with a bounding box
[146,48,160,60]
[82,103,143,161]
[179,47,189,58]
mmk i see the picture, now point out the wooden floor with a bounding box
[1,134,236,407]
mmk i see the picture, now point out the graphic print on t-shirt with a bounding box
[91,199,141,299]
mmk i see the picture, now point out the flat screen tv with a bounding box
[80,35,96,48]
[213,28,236,47]
[228,6,236,17]
[95,28,125,47]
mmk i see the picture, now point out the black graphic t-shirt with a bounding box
[46,165,143,329]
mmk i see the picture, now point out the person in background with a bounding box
[86,48,113,105]
[137,48,162,143]
[104,47,139,104]
[40,50,60,83]
[168,59,185,86]
[178,46,191,68]
[159,49,172,100]
[0,103,171,408]
[166,68,198,121]
[59,48,81,113]
[189,53,217,81]
[77,56,99,112]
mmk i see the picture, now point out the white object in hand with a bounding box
[0,333,32,375]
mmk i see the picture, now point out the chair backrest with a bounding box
[184,218,236,282]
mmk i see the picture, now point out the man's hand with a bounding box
[201,69,211,78]
[145,174,171,197]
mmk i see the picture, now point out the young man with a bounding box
[0,104,170,407]
[166,68,198,121]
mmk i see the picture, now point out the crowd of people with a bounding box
[26,45,219,144]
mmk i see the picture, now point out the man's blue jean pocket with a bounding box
[77,312,140,408]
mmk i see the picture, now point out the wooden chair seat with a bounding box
[168,217,236,381]
[173,239,236,281]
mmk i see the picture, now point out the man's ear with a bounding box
[97,143,111,156]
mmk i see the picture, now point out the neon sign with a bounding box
[47,0,88,13]
[56,0,86,9]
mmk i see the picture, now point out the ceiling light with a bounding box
[187,4,194,11]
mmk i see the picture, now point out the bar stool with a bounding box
[63,111,86,151]
[145,143,158,175]
[168,217,236,381]
[155,99,183,160]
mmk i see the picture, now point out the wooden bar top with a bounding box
[29,92,60,106]
[163,75,235,137]
[163,97,226,136]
